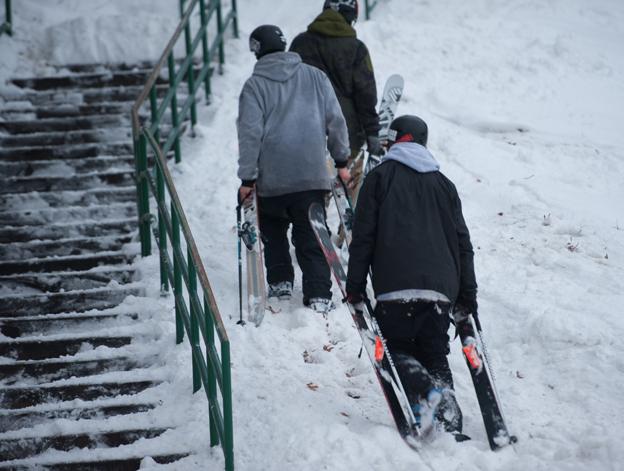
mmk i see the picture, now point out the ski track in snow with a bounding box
[2,0,624,470]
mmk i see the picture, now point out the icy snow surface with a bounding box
[2,0,624,470]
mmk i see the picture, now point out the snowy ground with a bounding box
[3,0,624,470]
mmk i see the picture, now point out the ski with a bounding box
[308,202,435,447]
[238,191,267,327]
[456,312,517,450]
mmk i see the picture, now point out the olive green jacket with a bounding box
[290,9,380,152]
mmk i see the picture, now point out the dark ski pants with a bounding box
[258,190,331,301]
[374,300,463,432]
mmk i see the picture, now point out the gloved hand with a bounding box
[345,292,363,305]
[366,135,384,157]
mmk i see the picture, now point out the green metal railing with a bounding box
[364,0,380,20]
[131,0,238,469]
[1,0,12,36]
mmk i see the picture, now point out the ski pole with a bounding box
[236,199,245,326]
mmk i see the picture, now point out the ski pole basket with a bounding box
[1,0,12,36]
[131,0,238,469]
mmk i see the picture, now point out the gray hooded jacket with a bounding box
[237,52,350,197]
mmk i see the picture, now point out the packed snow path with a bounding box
[0,64,197,469]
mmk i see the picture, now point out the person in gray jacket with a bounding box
[237,24,351,313]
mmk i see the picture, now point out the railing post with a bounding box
[180,0,198,129]
[5,0,12,36]
[156,165,169,293]
[216,0,225,73]
[167,53,182,163]
[231,0,239,38]
[135,133,152,257]
[222,341,234,471]
[205,296,219,447]
[149,87,160,144]
[171,203,184,344]
[189,249,201,393]
[199,0,212,103]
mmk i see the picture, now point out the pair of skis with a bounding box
[236,192,266,327]
[309,202,516,450]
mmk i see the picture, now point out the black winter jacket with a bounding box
[290,9,379,151]
[346,155,478,311]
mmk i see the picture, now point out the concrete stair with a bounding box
[0,63,190,468]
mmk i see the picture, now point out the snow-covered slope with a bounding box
[2,0,623,469]
[165,0,624,470]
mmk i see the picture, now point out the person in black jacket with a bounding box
[346,115,478,435]
[290,0,382,197]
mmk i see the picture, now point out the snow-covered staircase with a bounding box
[0,64,189,469]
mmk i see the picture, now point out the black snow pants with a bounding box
[258,190,331,301]
[374,300,463,432]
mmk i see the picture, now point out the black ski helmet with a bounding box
[323,0,359,24]
[387,115,429,147]
[249,25,287,59]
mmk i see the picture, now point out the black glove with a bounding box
[344,292,363,305]
[366,135,384,157]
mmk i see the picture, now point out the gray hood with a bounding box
[381,142,440,173]
[253,51,301,82]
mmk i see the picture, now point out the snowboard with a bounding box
[455,312,517,450]
[364,74,405,175]
[239,191,266,326]
[353,74,405,205]
[308,202,435,447]
[330,176,354,248]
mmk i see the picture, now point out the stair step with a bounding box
[0,453,188,470]
[56,61,157,74]
[0,356,158,385]
[11,70,165,91]
[1,171,134,194]
[0,155,134,179]
[0,115,127,134]
[0,142,133,162]
[0,402,156,433]
[0,427,169,461]
[0,286,142,316]
[0,235,134,261]
[0,335,134,361]
[5,84,181,107]
[0,267,135,293]
[0,187,136,210]
[0,312,139,338]
[0,380,158,409]
[0,218,136,243]
[0,127,132,148]
[0,203,137,226]
[0,103,133,120]
[0,252,136,276]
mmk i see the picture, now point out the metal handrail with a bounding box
[131,0,238,469]
[1,0,12,36]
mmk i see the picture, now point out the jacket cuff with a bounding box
[335,160,348,169]
[241,179,256,188]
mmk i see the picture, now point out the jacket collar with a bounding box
[308,9,356,38]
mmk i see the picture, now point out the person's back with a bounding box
[238,51,347,196]
[346,115,477,437]
[290,0,380,156]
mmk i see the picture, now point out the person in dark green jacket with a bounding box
[290,0,382,197]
